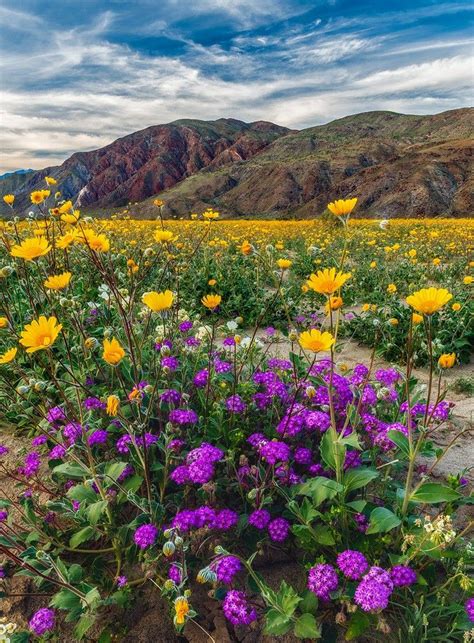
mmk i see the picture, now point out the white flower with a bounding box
[226,320,238,331]
[379,219,389,229]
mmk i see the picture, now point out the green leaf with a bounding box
[104,461,128,483]
[343,468,379,493]
[299,589,318,615]
[53,462,89,478]
[274,581,301,617]
[320,430,346,471]
[345,612,370,640]
[68,564,84,584]
[340,432,362,450]
[312,524,336,545]
[366,507,401,534]
[74,614,95,640]
[297,477,343,507]
[264,609,292,636]
[121,475,144,493]
[410,483,461,504]
[294,613,321,639]
[86,500,108,525]
[69,526,95,549]
[387,430,410,456]
[67,484,97,503]
[51,588,82,610]
[345,500,366,512]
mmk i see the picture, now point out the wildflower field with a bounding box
[0,192,473,642]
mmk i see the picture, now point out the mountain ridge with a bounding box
[1,108,472,218]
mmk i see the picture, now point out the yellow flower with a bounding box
[44,272,72,290]
[30,190,48,204]
[306,268,351,295]
[327,197,357,217]
[83,230,110,252]
[0,317,8,328]
[463,276,473,285]
[202,208,219,220]
[387,283,397,294]
[142,290,174,312]
[154,229,177,243]
[438,353,456,369]
[174,597,189,625]
[408,249,417,258]
[326,295,343,311]
[58,200,73,214]
[45,176,57,186]
[208,279,217,286]
[10,236,51,261]
[61,210,80,224]
[153,198,164,207]
[389,318,399,326]
[370,261,377,268]
[412,313,423,324]
[240,240,252,255]
[56,230,80,249]
[0,347,17,364]
[106,395,120,416]
[299,329,335,352]
[432,258,441,266]
[301,284,309,293]
[202,294,222,310]
[406,287,452,315]
[19,316,62,353]
[3,194,14,206]
[102,337,125,365]
[277,258,292,270]
[451,302,461,312]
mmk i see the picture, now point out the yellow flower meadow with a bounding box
[20,316,62,353]
[154,230,177,243]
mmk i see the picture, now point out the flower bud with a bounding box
[163,541,176,557]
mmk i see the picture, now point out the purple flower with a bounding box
[20,451,41,478]
[214,359,232,373]
[193,369,209,388]
[268,517,289,542]
[187,443,224,464]
[390,565,417,587]
[117,464,134,482]
[169,564,182,584]
[0,444,9,457]
[116,435,132,454]
[179,321,193,332]
[259,440,290,465]
[32,435,47,446]
[222,590,257,626]
[116,575,128,588]
[63,422,83,444]
[213,556,242,584]
[0,510,8,521]
[214,509,238,530]
[83,396,106,411]
[188,460,215,484]
[364,567,394,592]
[344,450,362,470]
[248,509,271,529]
[46,406,65,425]
[161,356,179,371]
[354,578,391,612]
[160,389,181,405]
[169,409,198,425]
[336,550,368,580]
[375,368,401,387]
[354,513,368,533]
[465,597,474,623]
[294,447,312,465]
[170,465,191,485]
[225,394,247,414]
[308,564,339,601]
[133,523,158,549]
[87,430,108,446]
[305,411,331,433]
[29,608,56,636]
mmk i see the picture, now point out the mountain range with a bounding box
[1,108,472,218]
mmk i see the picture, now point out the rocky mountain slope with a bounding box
[1,108,472,218]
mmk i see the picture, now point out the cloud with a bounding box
[0,0,472,172]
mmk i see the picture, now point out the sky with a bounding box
[0,0,473,173]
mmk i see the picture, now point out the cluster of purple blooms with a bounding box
[29,607,56,636]
[170,442,224,485]
[308,551,417,612]
[222,590,257,626]
[212,555,242,584]
[172,506,238,532]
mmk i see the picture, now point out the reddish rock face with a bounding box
[0,119,290,212]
